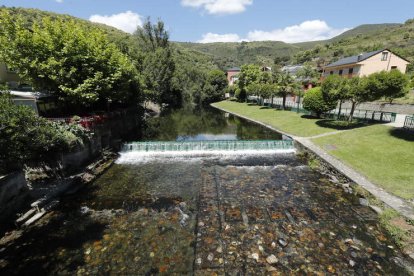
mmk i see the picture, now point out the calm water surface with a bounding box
[0,107,412,275]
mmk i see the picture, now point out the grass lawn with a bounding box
[213,101,365,137]
[312,125,414,200]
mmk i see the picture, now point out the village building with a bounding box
[226,67,241,86]
[322,49,410,79]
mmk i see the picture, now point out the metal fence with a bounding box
[404,115,414,130]
[251,99,397,123]
[325,109,397,123]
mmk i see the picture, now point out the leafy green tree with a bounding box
[276,72,300,110]
[346,76,383,122]
[296,64,319,80]
[201,69,227,104]
[134,18,177,106]
[260,83,278,106]
[374,70,410,103]
[321,75,350,119]
[236,65,262,102]
[303,87,337,118]
[0,10,140,108]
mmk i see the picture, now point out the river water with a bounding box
[0,107,412,275]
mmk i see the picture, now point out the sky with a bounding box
[1,0,414,43]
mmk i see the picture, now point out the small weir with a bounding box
[122,140,294,153]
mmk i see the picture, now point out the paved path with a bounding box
[386,114,408,128]
[212,104,414,220]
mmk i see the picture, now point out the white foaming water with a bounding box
[116,149,296,165]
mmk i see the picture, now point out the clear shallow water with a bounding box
[0,107,412,275]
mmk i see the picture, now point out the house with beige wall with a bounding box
[322,49,410,79]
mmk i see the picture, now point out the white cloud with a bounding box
[198,32,242,43]
[246,20,349,43]
[55,0,63,3]
[197,20,349,43]
[89,11,143,34]
[181,0,253,15]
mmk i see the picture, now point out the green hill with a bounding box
[175,22,413,69]
[2,6,412,72]
[174,41,300,69]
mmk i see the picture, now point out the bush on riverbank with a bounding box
[0,94,88,175]
[303,87,337,118]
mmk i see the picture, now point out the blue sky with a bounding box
[2,0,414,43]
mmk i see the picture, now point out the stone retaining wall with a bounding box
[0,111,141,224]
[0,171,30,222]
[341,102,414,115]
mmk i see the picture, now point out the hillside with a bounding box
[176,22,413,70]
[174,41,301,69]
[2,6,412,72]
[293,20,414,68]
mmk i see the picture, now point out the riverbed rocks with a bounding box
[2,154,412,275]
[193,164,410,274]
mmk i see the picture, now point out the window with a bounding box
[391,66,397,70]
[330,71,334,75]
[339,70,343,76]
[348,68,354,74]
[381,52,388,61]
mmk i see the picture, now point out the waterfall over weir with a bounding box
[117,140,296,164]
[122,140,294,153]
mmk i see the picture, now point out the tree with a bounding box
[374,70,409,103]
[321,75,351,119]
[236,64,262,102]
[246,83,262,104]
[346,76,383,122]
[260,83,277,106]
[0,10,140,108]
[276,72,300,110]
[296,64,319,80]
[303,87,337,118]
[134,18,177,106]
[201,69,227,104]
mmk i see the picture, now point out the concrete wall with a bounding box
[359,51,409,76]
[0,171,30,222]
[341,101,414,115]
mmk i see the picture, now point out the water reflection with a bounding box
[140,106,282,141]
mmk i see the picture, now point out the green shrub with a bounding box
[0,93,88,174]
[303,87,337,118]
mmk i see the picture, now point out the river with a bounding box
[0,107,411,275]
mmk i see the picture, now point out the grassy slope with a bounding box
[312,125,414,199]
[212,101,339,137]
[293,24,401,50]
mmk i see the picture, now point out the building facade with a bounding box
[226,67,241,86]
[322,49,410,79]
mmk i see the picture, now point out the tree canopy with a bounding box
[0,10,141,107]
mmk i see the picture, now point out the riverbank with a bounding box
[212,100,414,257]
[212,101,414,200]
